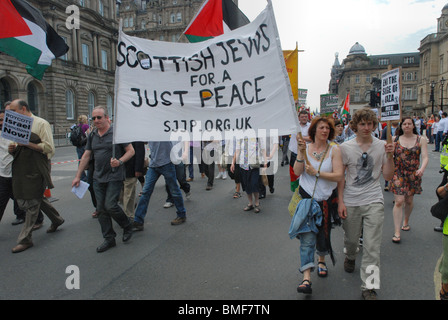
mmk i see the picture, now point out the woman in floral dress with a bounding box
[390,117,428,243]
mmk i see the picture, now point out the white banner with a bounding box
[1,110,33,145]
[112,2,299,143]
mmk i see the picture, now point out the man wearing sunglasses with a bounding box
[72,106,135,253]
[337,108,394,300]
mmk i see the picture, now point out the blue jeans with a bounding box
[436,131,444,151]
[298,232,317,273]
[134,163,186,224]
[76,146,87,182]
[93,180,131,241]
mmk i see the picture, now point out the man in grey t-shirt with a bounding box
[72,106,135,253]
[337,108,394,300]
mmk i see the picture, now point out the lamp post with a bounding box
[431,81,435,115]
[441,77,445,112]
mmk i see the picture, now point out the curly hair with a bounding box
[350,107,378,133]
[308,116,336,142]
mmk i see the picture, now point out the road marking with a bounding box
[51,159,80,166]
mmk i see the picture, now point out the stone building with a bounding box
[0,0,118,141]
[330,42,420,116]
[417,3,448,115]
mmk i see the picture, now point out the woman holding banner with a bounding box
[292,117,343,294]
[390,117,428,243]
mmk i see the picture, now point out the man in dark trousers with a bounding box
[72,106,135,253]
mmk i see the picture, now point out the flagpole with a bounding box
[111,18,123,171]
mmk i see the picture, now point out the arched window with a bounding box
[66,89,75,120]
[107,93,113,119]
[0,78,11,108]
[27,82,38,114]
[88,91,95,117]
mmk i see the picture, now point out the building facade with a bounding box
[0,0,118,141]
[330,42,420,117]
[418,3,448,115]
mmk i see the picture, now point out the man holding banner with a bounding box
[72,106,135,253]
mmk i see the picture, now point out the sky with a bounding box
[238,0,448,112]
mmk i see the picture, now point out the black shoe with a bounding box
[132,221,144,231]
[96,239,116,253]
[435,226,443,232]
[269,187,275,194]
[11,218,25,226]
[122,225,133,242]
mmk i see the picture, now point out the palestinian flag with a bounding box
[0,0,69,80]
[184,0,250,43]
[341,92,350,118]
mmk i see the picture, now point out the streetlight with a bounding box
[441,77,445,112]
[430,80,435,115]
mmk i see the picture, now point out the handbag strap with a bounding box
[310,143,330,199]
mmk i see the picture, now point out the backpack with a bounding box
[70,125,87,147]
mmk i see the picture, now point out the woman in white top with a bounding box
[293,116,344,294]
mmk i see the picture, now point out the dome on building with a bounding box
[348,42,366,55]
[443,3,448,12]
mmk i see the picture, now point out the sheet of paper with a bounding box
[71,180,89,199]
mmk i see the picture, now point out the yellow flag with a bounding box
[283,44,298,102]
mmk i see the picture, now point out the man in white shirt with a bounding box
[436,112,448,152]
[338,108,394,300]
[288,110,311,191]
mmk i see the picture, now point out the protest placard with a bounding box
[1,109,33,145]
[380,68,401,121]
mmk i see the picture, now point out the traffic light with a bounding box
[370,90,381,107]
[375,91,381,106]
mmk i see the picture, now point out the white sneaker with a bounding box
[215,172,222,179]
[185,192,191,200]
[163,202,174,208]
[222,171,227,180]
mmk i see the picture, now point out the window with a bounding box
[107,94,113,119]
[404,56,415,64]
[66,89,75,120]
[177,12,182,22]
[124,18,128,27]
[60,37,68,61]
[88,91,95,117]
[378,58,389,66]
[0,79,11,108]
[129,17,134,27]
[99,0,104,16]
[170,13,175,23]
[101,49,108,70]
[355,75,360,84]
[141,20,146,29]
[354,89,360,102]
[441,55,444,74]
[27,83,38,114]
[79,0,85,7]
[82,43,89,66]
[365,74,371,83]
